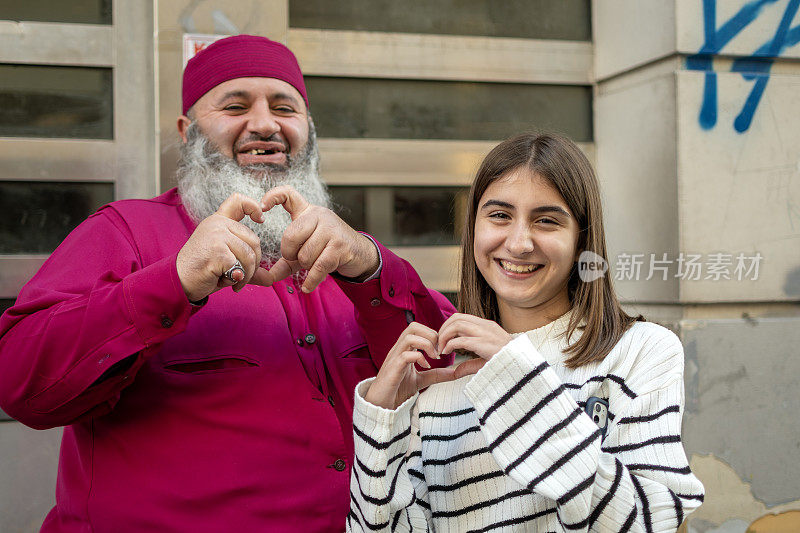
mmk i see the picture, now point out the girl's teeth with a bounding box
[500,260,537,273]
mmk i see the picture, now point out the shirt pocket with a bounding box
[161,353,260,375]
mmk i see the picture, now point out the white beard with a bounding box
[176,119,331,264]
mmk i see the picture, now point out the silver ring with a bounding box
[223,260,245,283]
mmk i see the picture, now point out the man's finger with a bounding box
[216,193,265,223]
[261,186,311,220]
[453,358,486,379]
[264,257,298,285]
[301,246,340,293]
[248,267,273,287]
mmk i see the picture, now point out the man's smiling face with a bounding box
[178,76,310,172]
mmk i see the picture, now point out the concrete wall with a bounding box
[0,425,60,533]
[595,1,800,531]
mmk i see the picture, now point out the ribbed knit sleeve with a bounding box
[348,378,431,532]
[463,333,705,532]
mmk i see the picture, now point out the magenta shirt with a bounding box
[0,189,454,533]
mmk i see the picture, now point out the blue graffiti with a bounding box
[686,0,800,133]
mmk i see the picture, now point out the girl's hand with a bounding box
[437,313,513,378]
[365,322,457,410]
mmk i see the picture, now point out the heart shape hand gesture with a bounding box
[364,314,513,410]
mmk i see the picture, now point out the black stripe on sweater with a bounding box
[349,494,390,531]
[557,472,596,506]
[423,446,489,467]
[670,488,685,526]
[390,504,403,532]
[355,451,406,478]
[617,404,679,424]
[427,470,505,492]
[503,406,583,474]
[586,458,624,530]
[430,488,530,519]
[603,434,681,453]
[353,456,406,506]
[421,425,480,442]
[488,387,572,451]
[607,375,638,398]
[627,463,691,475]
[630,474,652,533]
[408,468,424,481]
[619,504,638,533]
[563,374,637,399]
[525,428,602,489]
[677,492,705,502]
[465,507,557,533]
[479,361,549,424]
[389,492,420,532]
[419,407,475,418]
[354,424,411,450]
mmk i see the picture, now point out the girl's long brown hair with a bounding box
[457,133,642,368]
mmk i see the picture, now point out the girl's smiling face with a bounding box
[473,167,580,330]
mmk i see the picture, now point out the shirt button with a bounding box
[296,338,304,346]
[333,459,346,471]
[287,286,294,294]
[304,333,316,344]
[370,298,381,307]
[160,314,173,328]
[388,286,395,297]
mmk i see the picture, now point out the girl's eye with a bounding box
[489,212,510,220]
[538,217,558,225]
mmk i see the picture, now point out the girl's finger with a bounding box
[417,367,457,389]
[441,336,474,357]
[453,358,487,379]
[438,321,481,351]
[403,350,431,369]
[404,322,439,344]
[402,334,438,359]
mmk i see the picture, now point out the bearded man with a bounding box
[0,35,454,532]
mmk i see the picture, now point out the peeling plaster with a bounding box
[747,510,800,532]
[686,454,800,530]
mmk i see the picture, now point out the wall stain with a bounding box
[684,339,701,414]
[700,365,748,395]
[747,510,800,532]
[685,454,800,531]
[783,266,800,296]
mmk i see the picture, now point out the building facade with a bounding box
[0,1,798,531]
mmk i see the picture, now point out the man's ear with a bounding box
[177,115,192,143]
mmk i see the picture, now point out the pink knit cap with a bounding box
[182,34,308,115]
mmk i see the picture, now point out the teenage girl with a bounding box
[347,133,704,532]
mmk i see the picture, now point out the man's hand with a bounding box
[260,185,380,293]
[176,193,270,302]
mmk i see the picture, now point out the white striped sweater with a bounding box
[347,315,704,532]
